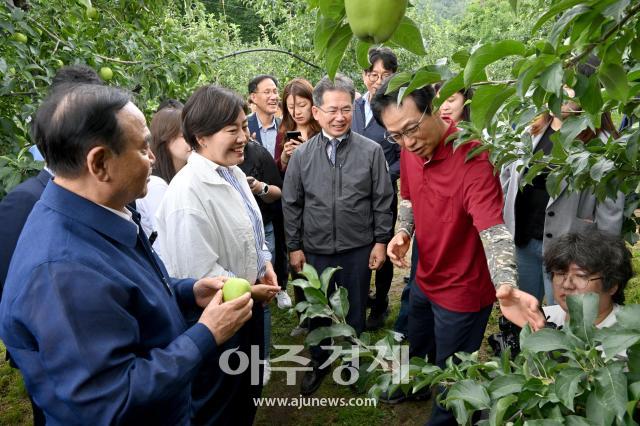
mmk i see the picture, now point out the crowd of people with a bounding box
[0,46,633,426]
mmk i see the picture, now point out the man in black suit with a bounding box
[351,47,401,330]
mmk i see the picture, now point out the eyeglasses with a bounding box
[551,271,603,290]
[384,108,428,144]
[255,89,279,97]
[316,106,353,116]
[366,72,392,82]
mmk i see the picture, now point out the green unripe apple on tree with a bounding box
[222,278,251,302]
[345,0,407,44]
[11,32,28,44]
[99,66,113,81]
[85,6,98,20]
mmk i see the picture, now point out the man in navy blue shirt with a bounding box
[0,83,254,424]
[352,47,401,330]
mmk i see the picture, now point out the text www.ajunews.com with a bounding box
[253,396,377,409]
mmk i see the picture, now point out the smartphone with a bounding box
[286,131,302,141]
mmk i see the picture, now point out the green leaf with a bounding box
[389,16,425,56]
[470,84,516,130]
[325,24,352,80]
[303,286,328,306]
[318,0,345,20]
[320,266,341,296]
[446,379,491,410]
[625,132,640,168]
[384,71,412,95]
[305,323,356,346]
[586,391,616,426]
[594,362,628,422]
[520,328,572,352]
[489,394,517,426]
[516,54,556,98]
[554,367,584,411]
[566,293,599,343]
[615,304,640,330]
[488,374,525,399]
[451,49,470,67]
[403,71,441,101]
[578,74,603,115]
[532,0,584,33]
[595,326,640,361]
[300,303,334,323]
[355,40,371,70]
[558,115,590,147]
[524,420,563,426]
[464,40,526,86]
[314,15,342,57]
[329,287,349,321]
[589,158,615,182]
[548,6,589,47]
[564,416,599,426]
[433,73,464,109]
[300,263,321,289]
[538,61,563,95]
[599,62,630,102]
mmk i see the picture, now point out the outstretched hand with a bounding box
[497,285,546,331]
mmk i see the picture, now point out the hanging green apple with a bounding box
[345,0,408,44]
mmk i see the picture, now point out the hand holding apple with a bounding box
[198,290,253,345]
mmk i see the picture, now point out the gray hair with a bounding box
[312,74,355,106]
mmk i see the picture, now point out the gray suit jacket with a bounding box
[501,123,624,251]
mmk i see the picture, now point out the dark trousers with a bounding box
[191,303,264,426]
[393,237,418,335]
[408,287,492,426]
[306,245,373,363]
[370,193,398,316]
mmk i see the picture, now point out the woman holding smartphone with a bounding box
[275,78,321,172]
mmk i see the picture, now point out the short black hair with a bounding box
[544,231,632,305]
[248,74,278,94]
[157,98,184,112]
[182,85,245,151]
[33,84,131,178]
[371,80,435,126]
[51,65,103,88]
[366,47,398,73]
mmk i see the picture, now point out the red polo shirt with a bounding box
[400,120,503,312]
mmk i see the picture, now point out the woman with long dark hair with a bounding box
[274,78,321,172]
[136,104,190,240]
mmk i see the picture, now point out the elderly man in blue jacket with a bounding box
[0,83,254,425]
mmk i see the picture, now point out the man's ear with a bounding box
[311,106,321,122]
[607,283,619,296]
[249,92,257,105]
[86,145,112,182]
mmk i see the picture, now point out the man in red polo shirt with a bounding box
[371,81,543,425]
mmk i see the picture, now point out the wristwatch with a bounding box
[258,183,269,197]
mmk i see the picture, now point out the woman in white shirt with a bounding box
[136,104,190,244]
[156,85,279,426]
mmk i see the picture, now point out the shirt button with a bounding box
[547,211,555,217]
[546,233,553,238]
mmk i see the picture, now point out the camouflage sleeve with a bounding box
[397,199,414,237]
[479,224,518,290]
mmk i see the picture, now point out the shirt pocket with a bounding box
[428,190,453,223]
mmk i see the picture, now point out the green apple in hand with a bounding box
[222,278,251,302]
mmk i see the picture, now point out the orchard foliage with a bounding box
[312,0,640,241]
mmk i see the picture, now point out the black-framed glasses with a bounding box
[551,271,603,290]
[384,107,428,144]
[316,106,353,116]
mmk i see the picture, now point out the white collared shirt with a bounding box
[363,91,373,126]
[155,152,266,283]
